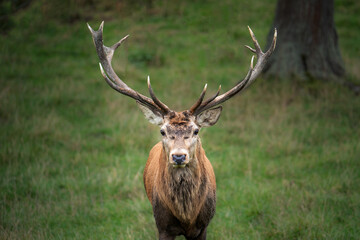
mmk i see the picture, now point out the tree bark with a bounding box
[264,0,345,81]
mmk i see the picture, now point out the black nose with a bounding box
[172,154,186,164]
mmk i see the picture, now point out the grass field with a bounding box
[1,0,359,239]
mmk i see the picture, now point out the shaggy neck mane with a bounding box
[159,140,210,224]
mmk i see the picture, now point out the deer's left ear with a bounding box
[195,106,223,127]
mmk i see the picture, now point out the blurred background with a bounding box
[0,0,359,239]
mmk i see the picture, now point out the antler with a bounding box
[87,21,171,115]
[190,27,277,115]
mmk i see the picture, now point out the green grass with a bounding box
[1,0,360,239]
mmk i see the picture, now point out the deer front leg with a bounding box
[185,227,207,240]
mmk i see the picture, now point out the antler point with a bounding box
[99,63,106,77]
[87,22,95,34]
[99,21,104,32]
[245,45,256,53]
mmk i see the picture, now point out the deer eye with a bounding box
[160,129,166,136]
[194,129,199,135]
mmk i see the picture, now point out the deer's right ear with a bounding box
[136,101,164,126]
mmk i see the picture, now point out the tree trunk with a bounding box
[264,0,345,81]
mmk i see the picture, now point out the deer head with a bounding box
[87,22,277,169]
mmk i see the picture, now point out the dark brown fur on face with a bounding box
[166,111,193,137]
[143,112,216,240]
[168,111,191,124]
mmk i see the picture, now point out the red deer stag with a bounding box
[88,22,276,240]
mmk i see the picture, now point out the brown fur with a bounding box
[143,111,217,239]
[143,142,216,239]
[168,111,191,125]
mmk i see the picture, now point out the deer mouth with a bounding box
[173,163,186,168]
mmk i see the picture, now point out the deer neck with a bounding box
[159,139,208,223]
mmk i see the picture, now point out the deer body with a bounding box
[138,106,222,240]
[144,140,216,239]
[88,21,276,240]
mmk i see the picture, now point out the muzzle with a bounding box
[172,154,186,168]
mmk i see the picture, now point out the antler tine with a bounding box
[88,22,170,115]
[192,85,221,115]
[189,84,208,114]
[193,27,277,115]
[147,76,171,113]
[194,59,254,114]
[87,21,126,88]
[99,63,159,111]
[244,27,277,87]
